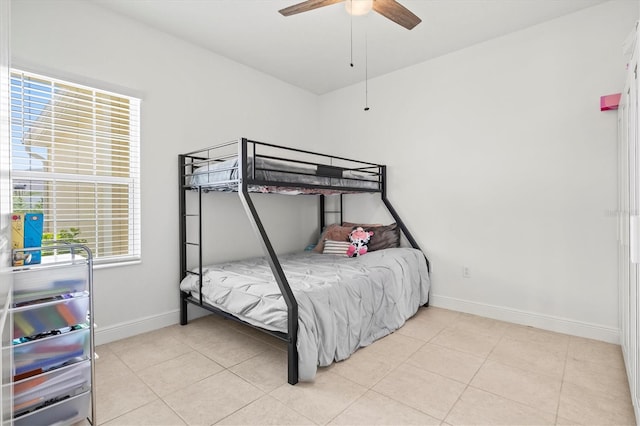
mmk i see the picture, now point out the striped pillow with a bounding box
[322,240,351,256]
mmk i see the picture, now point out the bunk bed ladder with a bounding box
[238,139,299,385]
[179,154,188,325]
[179,154,205,325]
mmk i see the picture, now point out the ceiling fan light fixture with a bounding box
[345,0,373,16]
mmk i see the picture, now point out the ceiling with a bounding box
[92,0,609,94]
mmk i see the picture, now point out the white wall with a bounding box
[11,0,320,343]
[318,0,639,342]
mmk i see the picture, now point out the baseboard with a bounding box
[96,294,620,346]
[94,306,211,345]
[429,294,620,344]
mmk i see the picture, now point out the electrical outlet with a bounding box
[462,266,471,278]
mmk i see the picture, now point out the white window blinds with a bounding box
[10,70,141,264]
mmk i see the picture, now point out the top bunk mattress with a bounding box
[179,247,430,380]
[186,156,380,192]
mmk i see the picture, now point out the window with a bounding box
[10,70,140,264]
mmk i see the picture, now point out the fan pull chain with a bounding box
[364,27,370,111]
[350,0,354,67]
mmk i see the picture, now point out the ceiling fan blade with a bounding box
[279,0,344,16]
[372,0,421,30]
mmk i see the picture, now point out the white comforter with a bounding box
[179,248,430,380]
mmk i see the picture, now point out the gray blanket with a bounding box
[179,248,430,380]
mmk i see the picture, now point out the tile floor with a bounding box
[94,307,636,425]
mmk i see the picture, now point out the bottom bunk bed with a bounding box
[180,247,430,381]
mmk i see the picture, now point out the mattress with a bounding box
[187,156,379,191]
[179,248,430,381]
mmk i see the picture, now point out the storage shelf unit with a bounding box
[4,244,95,425]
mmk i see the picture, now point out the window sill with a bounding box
[93,259,141,270]
[29,253,141,270]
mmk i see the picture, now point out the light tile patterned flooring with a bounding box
[95,307,636,425]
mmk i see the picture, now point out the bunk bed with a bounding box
[178,138,430,384]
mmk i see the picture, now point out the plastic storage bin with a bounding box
[12,296,90,340]
[13,360,91,416]
[13,390,90,426]
[12,263,88,306]
[12,328,90,377]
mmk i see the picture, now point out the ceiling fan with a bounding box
[278,0,422,30]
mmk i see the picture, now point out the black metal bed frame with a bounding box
[178,138,428,385]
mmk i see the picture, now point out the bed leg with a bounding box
[180,291,189,325]
[287,339,299,385]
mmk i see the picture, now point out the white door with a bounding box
[632,55,640,415]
